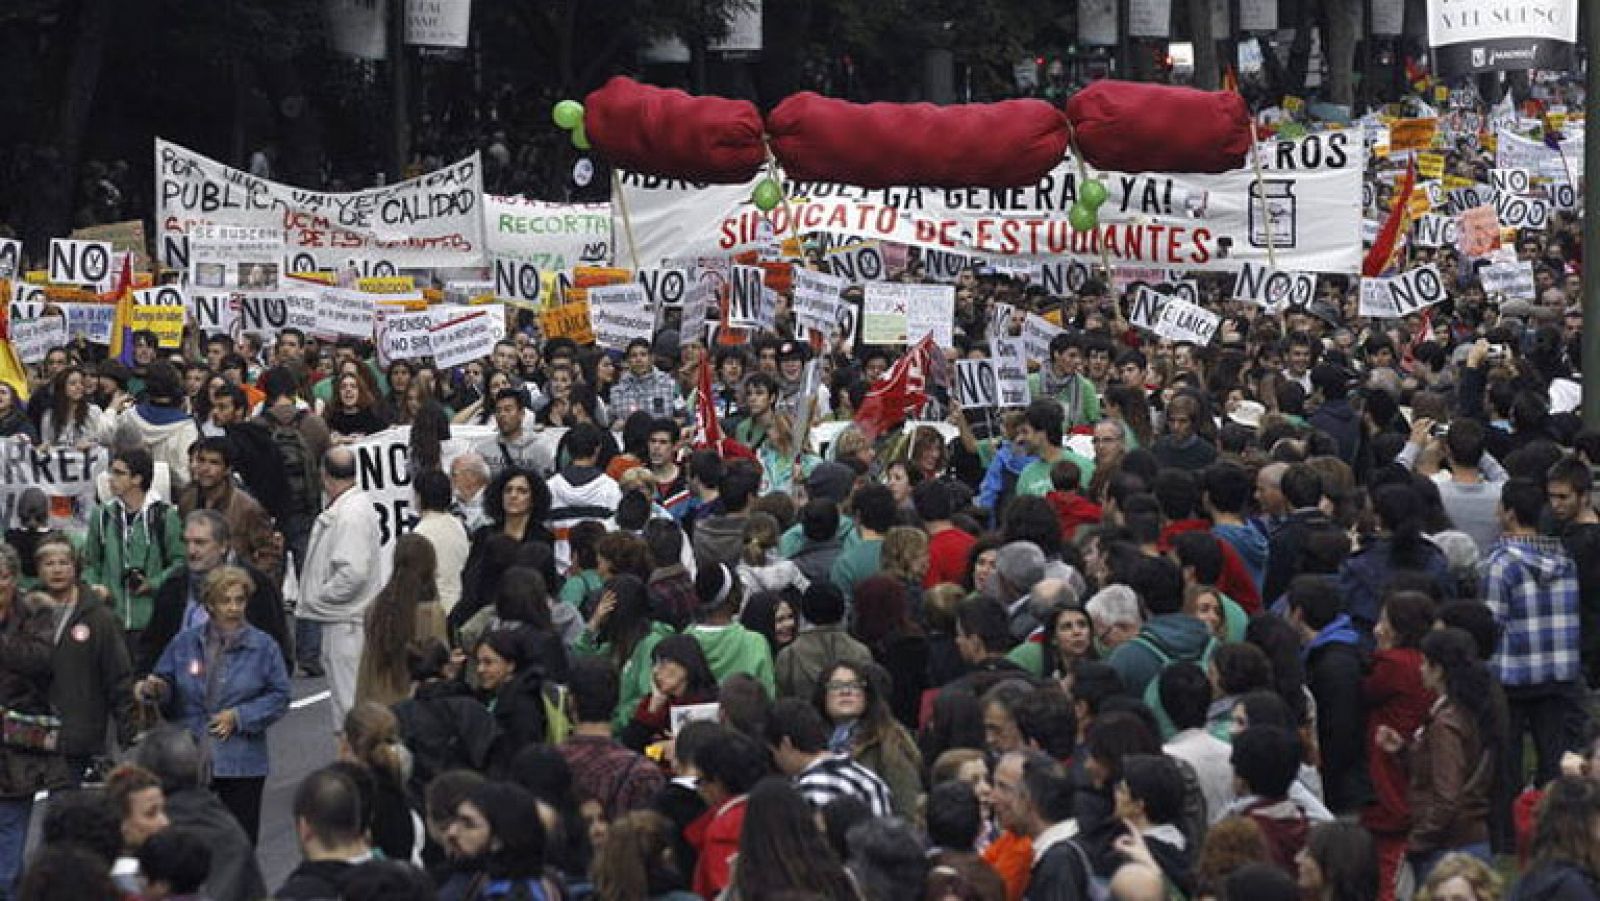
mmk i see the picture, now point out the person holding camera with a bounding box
[82,447,187,656]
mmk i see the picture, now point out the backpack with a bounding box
[265,409,320,517]
[1068,839,1113,901]
[1137,632,1219,741]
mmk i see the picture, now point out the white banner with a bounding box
[862,282,954,347]
[1496,129,1582,184]
[1426,0,1578,75]
[588,284,653,350]
[59,303,116,344]
[156,138,486,269]
[314,288,377,337]
[405,0,471,47]
[1480,259,1536,300]
[484,195,611,269]
[0,445,105,530]
[1240,0,1277,30]
[618,130,1365,275]
[233,291,318,339]
[429,310,498,369]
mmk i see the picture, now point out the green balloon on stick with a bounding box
[752,178,783,212]
[552,100,585,130]
[1068,203,1098,232]
[1080,179,1109,210]
[571,123,591,150]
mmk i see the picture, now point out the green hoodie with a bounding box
[82,498,186,632]
[573,620,675,733]
[688,622,775,696]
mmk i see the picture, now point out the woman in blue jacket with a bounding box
[135,565,289,846]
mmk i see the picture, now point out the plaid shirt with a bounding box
[559,734,665,820]
[611,368,682,422]
[1482,534,1580,687]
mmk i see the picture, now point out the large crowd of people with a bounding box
[0,97,1597,901]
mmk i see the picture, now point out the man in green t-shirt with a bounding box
[1014,399,1095,498]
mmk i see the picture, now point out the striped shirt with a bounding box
[795,753,892,817]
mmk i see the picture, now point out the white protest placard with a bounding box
[186,224,284,290]
[1411,213,1458,249]
[954,359,999,408]
[350,425,498,560]
[1496,128,1583,184]
[429,311,499,369]
[1488,168,1531,194]
[826,243,885,284]
[791,267,847,334]
[10,282,46,309]
[47,239,113,291]
[59,303,116,344]
[378,309,441,362]
[11,314,66,364]
[0,444,105,530]
[636,268,688,309]
[444,280,495,305]
[405,0,472,47]
[0,240,20,281]
[1155,297,1220,344]
[921,248,982,283]
[484,196,611,269]
[588,284,654,350]
[1232,261,1315,310]
[990,335,1031,407]
[670,702,722,736]
[1494,192,1551,230]
[492,255,544,305]
[234,291,318,338]
[727,265,766,330]
[1021,314,1062,364]
[314,288,377,338]
[158,139,486,270]
[1359,265,1448,318]
[1129,285,1170,333]
[1480,259,1536,300]
[861,282,954,347]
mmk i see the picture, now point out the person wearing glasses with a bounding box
[82,447,186,655]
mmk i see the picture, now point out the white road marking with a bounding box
[290,690,331,710]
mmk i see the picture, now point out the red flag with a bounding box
[1401,306,1433,372]
[853,335,940,443]
[1364,162,1415,279]
[692,354,756,461]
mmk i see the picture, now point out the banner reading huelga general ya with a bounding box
[155,138,486,270]
[617,130,1364,275]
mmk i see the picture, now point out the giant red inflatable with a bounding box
[584,77,767,184]
[1065,81,1251,174]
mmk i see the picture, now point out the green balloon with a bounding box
[571,122,591,150]
[1080,179,1109,210]
[752,178,783,212]
[1069,204,1098,232]
[552,100,585,130]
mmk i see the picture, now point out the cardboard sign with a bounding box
[862,282,954,347]
[1232,261,1314,310]
[47,239,114,291]
[128,305,185,349]
[1488,168,1531,194]
[588,284,653,350]
[1494,192,1550,230]
[1359,265,1447,318]
[314,288,377,338]
[1389,118,1439,153]
[71,220,149,273]
[791,267,848,335]
[1456,205,1501,258]
[1411,213,1459,249]
[954,359,999,409]
[989,334,1031,407]
[11,314,66,364]
[131,285,185,309]
[1416,152,1446,179]
[429,311,499,369]
[540,302,595,345]
[1154,296,1220,344]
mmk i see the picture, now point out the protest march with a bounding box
[1,2,1600,901]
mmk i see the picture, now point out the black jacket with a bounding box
[486,666,549,778]
[1026,837,1090,901]
[1263,508,1343,603]
[276,858,360,901]
[141,561,289,675]
[0,597,70,797]
[222,420,290,521]
[394,679,499,799]
[47,587,133,758]
[166,786,267,901]
[1305,635,1370,815]
[452,523,560,632]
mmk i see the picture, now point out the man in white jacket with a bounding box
[298,447,381,733]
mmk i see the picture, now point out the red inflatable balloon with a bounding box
[584,77,767,184]
[1065,81,1251,174]
[767,93,1070,189]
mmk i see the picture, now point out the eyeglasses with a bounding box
[825,680,866,694]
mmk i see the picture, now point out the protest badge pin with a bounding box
[71,624,90,644]
[573,159,594,187]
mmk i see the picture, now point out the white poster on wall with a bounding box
[1128,0,1172,37]
[1078,0,1118,45]
[1240,0,1277,32]
[404,0,472,48]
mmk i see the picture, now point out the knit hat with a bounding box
[805,462,855,505]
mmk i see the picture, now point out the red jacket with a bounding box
[691,795,747,898]
[1045,491,1103,543]
[1159,519,1263,613]
[1360,648,1434,835]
